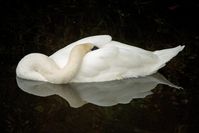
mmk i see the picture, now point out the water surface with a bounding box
[1,0,198,132]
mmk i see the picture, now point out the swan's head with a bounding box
[77,43,94,53]
[16,43,95,84]
[69,43,94,59]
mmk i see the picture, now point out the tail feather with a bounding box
[153,45,185,69]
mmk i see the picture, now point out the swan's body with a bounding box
[16,35,185,84]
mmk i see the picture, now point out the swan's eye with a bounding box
[91,46,99,51]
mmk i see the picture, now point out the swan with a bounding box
[16,35,185,84]
[16,73,181,108]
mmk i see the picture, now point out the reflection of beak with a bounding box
[16,73,181,108]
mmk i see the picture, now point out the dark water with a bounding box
[1,0,199,133]
[1,74,189,133]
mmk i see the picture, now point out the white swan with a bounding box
[16,73,181,108]
[16,35,185,84]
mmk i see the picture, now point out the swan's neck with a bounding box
[38,43,93,84]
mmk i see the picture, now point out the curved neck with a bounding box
[38,44,93,84]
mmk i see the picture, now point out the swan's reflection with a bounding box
[16,73,180,108]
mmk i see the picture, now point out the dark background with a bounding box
[0,0,199,132]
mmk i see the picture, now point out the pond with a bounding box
[1,71,190,133]
[1,0,199,133]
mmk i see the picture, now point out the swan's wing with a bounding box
[49,35,112,68]
[73,41,159,82]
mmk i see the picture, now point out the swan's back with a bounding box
[71,41,184,82]
[71,41,159,82]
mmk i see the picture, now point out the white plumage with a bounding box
[16,35,185,83]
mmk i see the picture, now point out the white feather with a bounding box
[16,35,185,83]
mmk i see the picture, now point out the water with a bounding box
[1,1,199,133]
[1,73,189,133]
